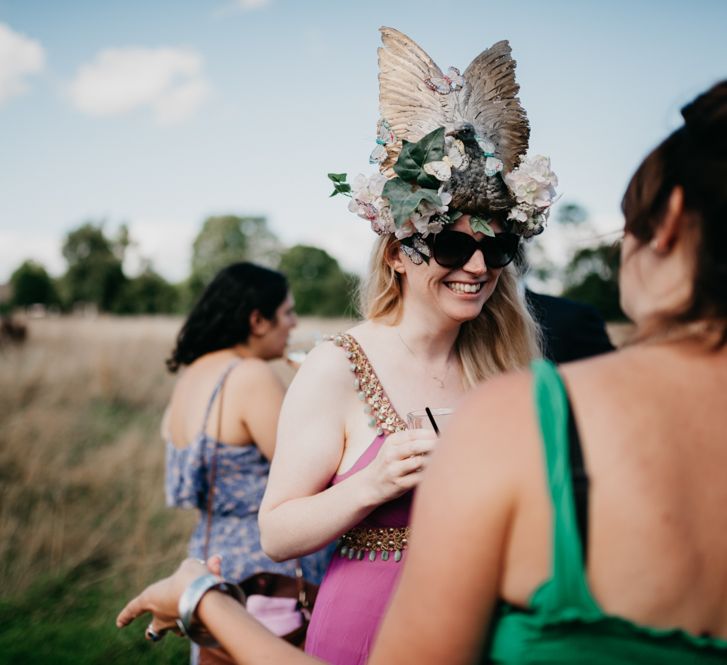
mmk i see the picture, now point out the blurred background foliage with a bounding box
[525,201,625,322]
[4,214,357,318]
[3,203,624,322]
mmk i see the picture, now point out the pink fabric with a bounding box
[304,434,413,665]
[246,595,303,636]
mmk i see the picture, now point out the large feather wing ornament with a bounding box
[377,27,530,212]
[378,27,460,175]
[461,40,530,174]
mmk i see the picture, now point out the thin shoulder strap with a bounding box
[199,359,242,435]
[531,359,600,615]
[567,392,590,565]
[202,359,240,559]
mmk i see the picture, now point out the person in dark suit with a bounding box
[526,289,615,363]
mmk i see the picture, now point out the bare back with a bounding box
[502,343,727,637]
[163,350,285,461]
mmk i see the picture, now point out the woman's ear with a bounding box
[249,309,272,337]
[651,186,685,254]
[387,242,406,275]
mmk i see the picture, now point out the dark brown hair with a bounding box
[621,80,727,345]
[166,262,288,372]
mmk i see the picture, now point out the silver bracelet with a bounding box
[176,574,245,647]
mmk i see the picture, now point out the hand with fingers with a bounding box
[116,556,223,642]
[362,428,438,504]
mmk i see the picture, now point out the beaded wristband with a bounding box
[176,574,245,647]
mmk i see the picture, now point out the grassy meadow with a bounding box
[0,315,348,665]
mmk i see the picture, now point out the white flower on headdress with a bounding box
[394,220,416,240]
[504,155,558,238]
[504,155,558,208]
[508,204,529,224]
[350,173,387,203]
[348,173,391,232]
[393,189,452,239]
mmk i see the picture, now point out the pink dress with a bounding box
[305,334,411,665]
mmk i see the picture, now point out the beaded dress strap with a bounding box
[328,333,407,436]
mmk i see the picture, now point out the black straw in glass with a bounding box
[425,407,440,436]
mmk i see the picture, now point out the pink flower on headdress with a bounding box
[348,173,395,235]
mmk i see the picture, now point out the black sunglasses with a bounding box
[429,230,519,269]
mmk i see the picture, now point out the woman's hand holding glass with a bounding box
[361,429,438,504]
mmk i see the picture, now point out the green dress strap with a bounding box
[531,359,601,618]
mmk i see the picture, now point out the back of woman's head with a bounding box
[622,81,727,343]
[166,262,288,372]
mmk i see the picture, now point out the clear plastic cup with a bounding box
[405,408,454,433]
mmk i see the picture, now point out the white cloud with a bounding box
[0,23,45,106]
[68,47,209,125]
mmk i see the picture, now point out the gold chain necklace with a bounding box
[396,331,450,389]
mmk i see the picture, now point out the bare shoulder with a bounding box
[285,334,358,398]
[340,319,388,347]
[452,369,537,460]
[557,347,635,408]
[227,356,280,388]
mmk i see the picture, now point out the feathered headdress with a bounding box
[329,27,557,247]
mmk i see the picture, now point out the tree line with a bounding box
[5,205,625,321]
[5,215,360,317]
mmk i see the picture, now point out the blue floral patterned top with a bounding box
[165,360,331,584]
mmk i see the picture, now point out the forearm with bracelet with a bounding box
[176,574,246,647]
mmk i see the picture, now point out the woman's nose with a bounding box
[462,248,487,275]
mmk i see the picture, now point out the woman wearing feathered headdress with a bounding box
[118,27,561,664]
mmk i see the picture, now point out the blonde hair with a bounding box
[360,235,541,388]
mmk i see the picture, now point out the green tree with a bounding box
[189,216,281,299]
[279,245,358,317]
[9,260,59,307]
[562,243,625,321]
[60,222,128,311]
[112,269,180,314]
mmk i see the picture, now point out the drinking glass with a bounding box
[405,408,454,434]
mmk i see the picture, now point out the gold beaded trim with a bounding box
[328,333,407,436]
[339,526,410,563]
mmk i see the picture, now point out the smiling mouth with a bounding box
[444,281,483,294]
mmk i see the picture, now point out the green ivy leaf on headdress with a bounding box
[469,216,496,237]
[393,127,446,189]
[382,177,444,229]
[327,173,352,197]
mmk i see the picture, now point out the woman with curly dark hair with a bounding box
[163,262,330,661]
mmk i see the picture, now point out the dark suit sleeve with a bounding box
[527,291,615,364]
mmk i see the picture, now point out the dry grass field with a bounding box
[0,314,630,664]
[0,315,351,664]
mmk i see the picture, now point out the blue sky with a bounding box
[1,0,726,284]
